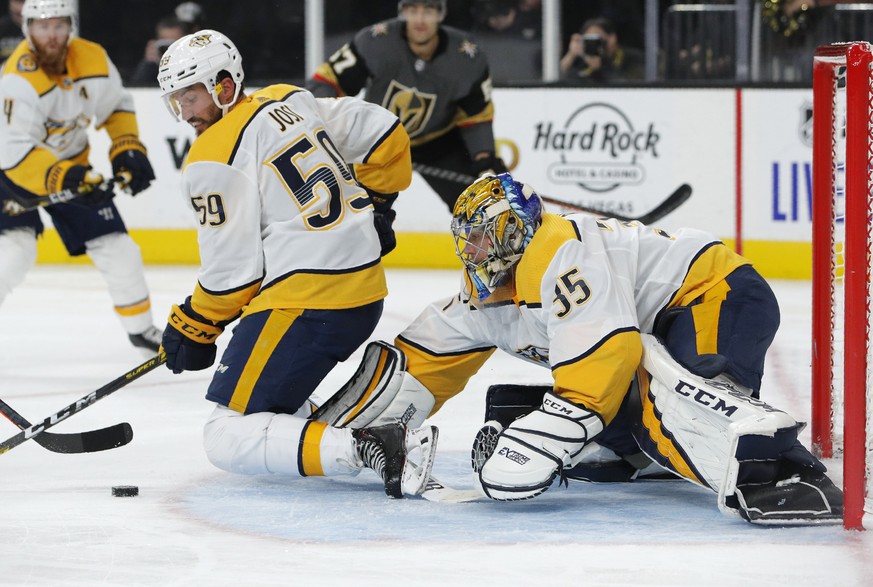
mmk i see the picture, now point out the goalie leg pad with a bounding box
[636,334,830,521]
[477,392,604,501]
[732,458,843,525]
[310,341,434,429]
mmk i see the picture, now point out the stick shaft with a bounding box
[411,163,692,224]
[0,353,164,455]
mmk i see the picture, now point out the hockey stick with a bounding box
[420,474,484,503]
[0,396,132,454]
[1,173,129,217]
[0,352,164,455]
[411,163,692,224]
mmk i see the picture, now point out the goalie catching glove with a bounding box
[161,298,226,373]
[475,391,604,501]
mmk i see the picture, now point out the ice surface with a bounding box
[0,266,870,586]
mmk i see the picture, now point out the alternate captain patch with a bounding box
[459,39,478,58]
[16,54,37,72]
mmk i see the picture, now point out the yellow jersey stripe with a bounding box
[98,112,139,142]
[192,279,262,324]
[668,243,750,308]
[552,328,641,424]
[298,420,328,477]
[185,85,303,168]
[227,309,299,413]
[114,298,151,317]
[690,278,732,355]
[244,262,387,314]
[515,214,579,306]
[352,121,412,195]
[396,335,496,414]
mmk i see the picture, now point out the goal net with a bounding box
[812,41,873,531]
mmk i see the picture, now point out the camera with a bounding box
[582,34,605,57]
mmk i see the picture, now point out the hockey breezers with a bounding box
[412,163,692,225]
[0,352,165,455]
[0,396,132,454]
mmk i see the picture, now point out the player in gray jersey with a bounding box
[307,0,506,210]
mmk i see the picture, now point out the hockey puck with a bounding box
[111,485,139,497]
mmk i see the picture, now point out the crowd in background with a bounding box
[1,0,871,86]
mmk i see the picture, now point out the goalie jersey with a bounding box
[0,38,140,195]
[396,213,751,424]
[307,18,496,156]
[181,84,411,324]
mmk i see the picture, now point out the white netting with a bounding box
[814,43,873,528]
[831,63,846,456]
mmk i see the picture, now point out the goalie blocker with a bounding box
[472,335,842,525]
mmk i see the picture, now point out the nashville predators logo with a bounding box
[16,54,37,72]
[516,345,550,365]
[188,34,213,48]
[382,80,436,139]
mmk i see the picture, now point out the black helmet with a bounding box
[397,0,447,17]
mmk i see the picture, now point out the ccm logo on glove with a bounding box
[169,307,220,341]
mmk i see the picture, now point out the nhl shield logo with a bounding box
[382,80,436,138]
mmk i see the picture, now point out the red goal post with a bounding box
[811,41,873,531]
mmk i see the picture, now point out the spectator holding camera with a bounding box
[130,16,187,86]
[560,17,644,84]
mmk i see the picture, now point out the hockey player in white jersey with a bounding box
[391,172,842,524]
[157,30,437,498]
[0,0,160,354]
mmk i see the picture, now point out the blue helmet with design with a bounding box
[451,172,543,300]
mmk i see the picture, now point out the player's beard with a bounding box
[32,38,68,76]
[189,105,223,135]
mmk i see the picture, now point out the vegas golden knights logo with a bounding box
[382,80,436,139]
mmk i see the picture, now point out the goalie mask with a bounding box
[21,0,77,48]
[451,172,543,300]
[158,29,245,121]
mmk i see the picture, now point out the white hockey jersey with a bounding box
[396,213,751,423]
[181,84,411,323]
[0,38,139,194]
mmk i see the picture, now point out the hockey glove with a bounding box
[162,299,224,374]
[471,153,508,177]
[477,392,604,501]
[110,136,156,195]
[374,208,397,256]
[46,161,104,195]
[367,189,399,256]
